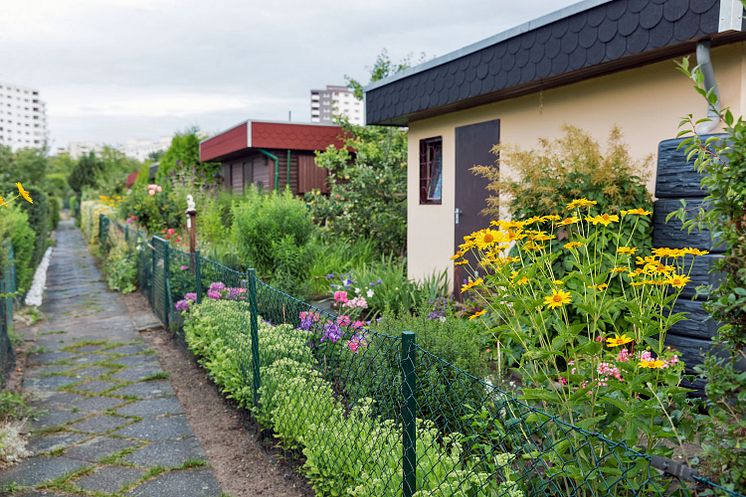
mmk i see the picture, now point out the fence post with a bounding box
[401,331,417,497]
[124,224,129,243]
[247,268,261,407]
[163,240,170,328]
[194,250,202,304]
[150,237,156,307]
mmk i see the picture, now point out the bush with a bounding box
[231,187,316,292]
[104,243,136,293]
[472,126,653,282]
[0,205,35,293]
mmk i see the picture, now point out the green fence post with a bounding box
[401,331,417,497]
[163,241,170,328]
[124,224,129,243]
[194,250,202,304]
[247,268,261,407]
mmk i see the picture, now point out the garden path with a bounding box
[0,219,223,497]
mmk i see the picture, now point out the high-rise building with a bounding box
[310,85,364,125]
[0,81,47,151]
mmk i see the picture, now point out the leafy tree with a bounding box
[346,49,423,100]
[68,151,103,194]
[156,128,219,186]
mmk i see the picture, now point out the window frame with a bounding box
[419,136,443,205]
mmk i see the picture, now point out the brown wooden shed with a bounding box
[199,120,345,195]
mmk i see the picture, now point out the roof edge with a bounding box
[364,0,613,92]
[199,119,343,145]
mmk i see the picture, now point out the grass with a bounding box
[141,371,169,381]
[0,391,35,421]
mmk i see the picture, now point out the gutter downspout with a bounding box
[258,149,280,192]
[695,41,721,134]
[286,150,291,192]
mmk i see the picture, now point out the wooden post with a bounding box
[186,194,197,270]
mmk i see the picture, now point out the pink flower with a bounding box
[167,228,175,236]
[334,291,348,303]
[348,340,360,353]
[667,355,679,367]
[352,320,365,330]
[558,377,568,385]
[639,350,653,362]
[343,296,368,309]
[148,189,156,196]
[617,348,631,363]
[336,315,351,327]
[180,265,189,271]
[595,335,603,342]
[597,362,623,382]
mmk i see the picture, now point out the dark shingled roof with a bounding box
[365,0,745,125]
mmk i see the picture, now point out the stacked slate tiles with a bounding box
[653,136,725,386]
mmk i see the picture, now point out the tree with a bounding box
[68,151,103,194]
[156,128,219,187]
[346,49,423,100]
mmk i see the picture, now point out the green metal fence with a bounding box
[96,214,744,497]
[0,241,16,384]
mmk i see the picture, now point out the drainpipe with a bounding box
[695,41,720,134]
[286,150,292,191]
[258,149,280,192]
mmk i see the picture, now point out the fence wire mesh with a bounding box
[94,214,744,497]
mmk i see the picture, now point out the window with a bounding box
[419,137,443,204]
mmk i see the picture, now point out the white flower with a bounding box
[367,289,374,298]
[355,287,361,295]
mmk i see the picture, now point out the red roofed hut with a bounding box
[199,120,345,195]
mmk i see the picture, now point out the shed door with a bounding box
[454,120,499,288]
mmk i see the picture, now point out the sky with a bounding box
[0,0,578,149]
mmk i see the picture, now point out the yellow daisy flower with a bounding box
[468,309,487,320]
[564,241,583,250]
[586,213,619,226]
[16,182,32,204]
[665,274,690,289]
[606,334,633,347]
[461,278,484,294]
[621,208,653,216]
[559,216,580,226]
[611,267,627,274]
[543,289,571,309]
[566,198,597,210]
[639,359,666,369]
[617,246,637,255]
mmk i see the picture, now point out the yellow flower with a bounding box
[491,219,526,230]
[515,277,529,286]
[16,182,32,204]
[566,198,597,210]
[682,247,709,257]
[593,283,609,291]
[552,280,563,286]
[461,278,484,294]
[468,309,487,320]
[617,246,637,255]
[606,335,633,347]
[531,232,555,242]
[544,289,571,309]
[564,241,583,250]
[450,251,464,261]
[611,267,627,274]
[525,216,544,225]
[639,359,666,369]
[559,216,580,226]
[474,229,502,249]
[542,214,561,222]
[665,274,690,289]
[454,259,468,266]
[621,208,653,216]
[630,280,646,287]
[586,213,619,226]
[522,241,545,252]
[0,196,5,207]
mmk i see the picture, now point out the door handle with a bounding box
[454,208,461,225]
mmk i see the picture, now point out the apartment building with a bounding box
[0,81,47,151]
[310,85,364,125]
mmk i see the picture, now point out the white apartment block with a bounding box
[0,81,48,151]
[310,85,364,125]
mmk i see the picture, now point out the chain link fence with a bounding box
[0,241,16,385]
[96,213,744,497]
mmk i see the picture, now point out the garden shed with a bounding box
[364,0,746,288]
[199,120,344,195]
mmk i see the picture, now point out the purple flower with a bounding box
[322,322,343,343]
[226,287,247,300]
[209,282,226,292]
[175,300,190,312]
[376,278,383,285]
[184,293,197,302]
[325,273,335,280]
[207,289,221,300]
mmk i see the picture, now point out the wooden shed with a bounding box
[199,120,345,195]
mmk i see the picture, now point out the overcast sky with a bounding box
[0,0,578,149]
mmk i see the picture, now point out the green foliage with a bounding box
[309,122,407,256]
[117,183,185,234]
[472,125,653,282]
[0,204,35,293]
[231,187,316,292]
[104,243,136,293]
[676,57,746,492]
[14,185,51,269]
[156,128,220,186]
[305,236,378,298]
[68,147,140,196]
[346,48,421,100]
[182,299,510,497]
[0,391,34,421]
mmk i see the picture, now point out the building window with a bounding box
[419,137,442,204]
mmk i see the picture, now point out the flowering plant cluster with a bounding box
[98,194,123,208]
[174,281,247,313]
[147,183,163,196]
[160,227,182,244]
[455,199,702,455]
[297,309,368,354]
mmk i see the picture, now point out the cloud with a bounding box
[0,0,577,146]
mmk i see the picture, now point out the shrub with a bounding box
[231,187,316,291]
[104,243,136,293]
[472,126,653,282]
[0,205,35,293]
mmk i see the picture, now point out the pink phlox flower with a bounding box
[617,348,631,363]
[184,293,197,302]
[336,315,351,327]
[351,320,365,330]
[639,350,653,362]
[597,362,623,382]
[334,291,348,303]
[558,377,568,386]
[207,289,221,300]
[344,296,368,309]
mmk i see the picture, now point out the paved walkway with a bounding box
[0,220,223,497]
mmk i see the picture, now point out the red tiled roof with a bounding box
[200,120,345,162]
